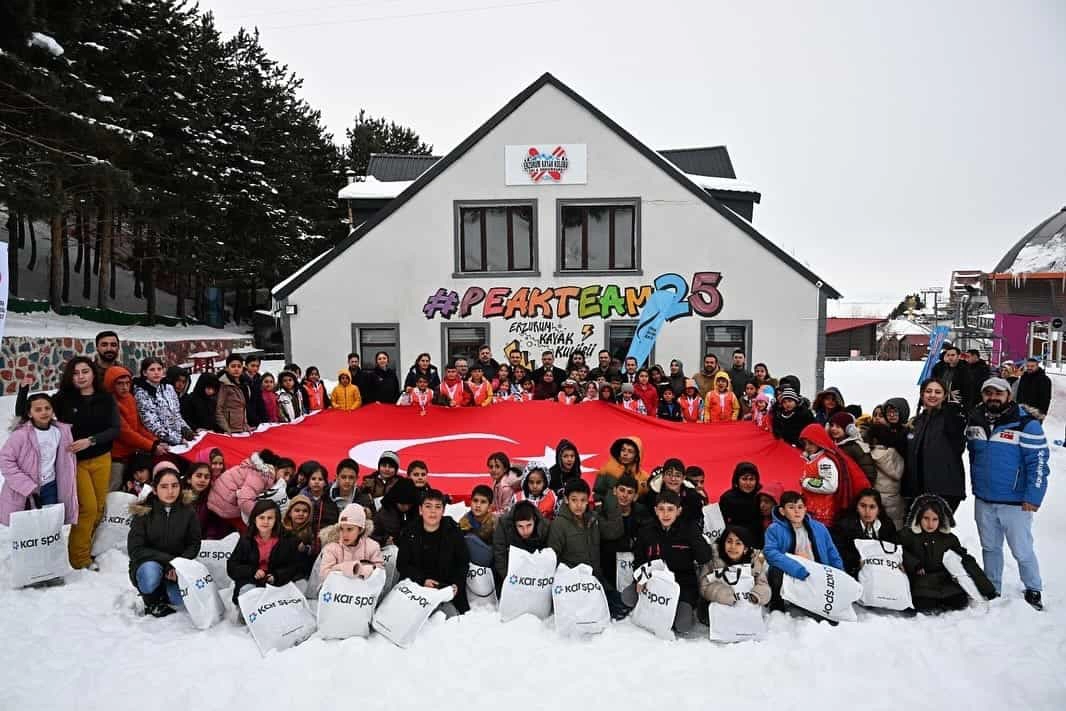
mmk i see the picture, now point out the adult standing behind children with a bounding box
[103,366,167,491]
[133,357,194,447]
[966,377,1049,611]
[216,355,251,433]
[53,356,120,570]
[903,378,967,513]
[92,331,122,377]
[364,352,402,405]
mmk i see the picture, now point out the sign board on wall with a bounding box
[505,144,587,185]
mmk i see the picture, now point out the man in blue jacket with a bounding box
[966,377,1049,610]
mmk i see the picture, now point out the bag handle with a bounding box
[717,567,742,586]
[878,540,900,555]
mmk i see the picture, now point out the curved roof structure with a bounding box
[993,207,1066,274]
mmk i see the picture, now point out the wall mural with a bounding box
[502,321,598,365]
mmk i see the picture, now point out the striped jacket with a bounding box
[966,403,1049,506]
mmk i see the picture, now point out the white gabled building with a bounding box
[273,73,840,390]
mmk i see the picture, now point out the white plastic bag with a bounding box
[381,544,400,594]
[708,564,766,642]
[498,546,557,622]
[702,503,726,542]
[942,550,982,602]
[854,539,913,611]
[9,504,68,588]
[371,579,454,648]
[445,502,470,523]
[238,582,316,656]
[91,492,137,557]
[629,561,680,640]
[304,549,326,600]
[615,551,635,592]
[171,557,225,630]
[466,563,498,610]
[262,481,290,516]
[317,569,387,639]
[196,533,239,590]
[780,554,863,621]
[552,563,610,636]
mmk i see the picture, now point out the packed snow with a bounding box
[0,361,1064,711]
[27,32,64,56]
[1008,230,1066,274]
[2,311,249,342]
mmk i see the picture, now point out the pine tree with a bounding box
[344,109,433,176]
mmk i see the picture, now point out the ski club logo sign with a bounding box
[506,144,587,185]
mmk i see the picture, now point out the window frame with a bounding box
[555,198,642,276]
[440,322,491,367]
[452,199,539,278]
[605,319,653,367]
[698,320,753,365]
[350,323,401,370]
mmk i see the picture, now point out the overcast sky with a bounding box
[202,0,1065,303]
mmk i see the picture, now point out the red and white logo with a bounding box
[522,146,568,182]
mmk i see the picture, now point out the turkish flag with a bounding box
[176,402,806,502]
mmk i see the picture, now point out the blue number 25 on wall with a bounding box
[626,271,724,367]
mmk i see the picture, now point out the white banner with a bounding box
[0,242,8,342]
[505,144,587,185]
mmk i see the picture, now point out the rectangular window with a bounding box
[559,200,639,273]
[456,202,536,274]
[606,320,652,366]
[700,321,751,362]
[351,324,400,369]
[442,324,489,366]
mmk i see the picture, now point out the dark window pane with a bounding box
[483,207,509,272]
[358,327,399,369]
[586,207,610,270]
[703,324,746,354]
[460,208,482,271]
[562,207,584,270]
[511,207,533,270]
[613,207,635,269]
[445,326,488,364]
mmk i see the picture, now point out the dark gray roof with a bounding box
[366,153,441,182]
[993,207,1066,273]
[658,146,736,179]
[277,73,839,299]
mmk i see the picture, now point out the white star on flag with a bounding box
[511,445,597,473]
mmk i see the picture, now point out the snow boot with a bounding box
[1024,590,1043,611]
[142,592,176,618]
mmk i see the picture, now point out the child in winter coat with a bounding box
[122,452,153,498]
[763,491,845,610]
[297,462,341,539]
[133,357,194,446]
[227,499,305,606]
[301,366,331,412]
[865,423,906,529]
[182,462,232,540]
[619,383,647,415]
[276,371,304,422]
[0,392,78,528]
[487,452,521,514]
[718,462,764,545]
[334,459,374,510]
[547,478,623,579]
[557,379,580,405]
[899,494,997,612]
[831,488,899,578]
[699,525,771,607]
[657,386,682,422]
[466,364,494,406]
[757,482,784,534]
[685,466,709,506]
[318,503,385,579]
[514,465,557,520]
[493,500,551,582]
[548,439,583,494]
[594,436,648,499]
[798,423,855,528]
[633,369,659,415]
[104,366,165,487]
[206,449,283,534]
[704,372,740,423]
[679,379,704,423]
[637,459,704,529]
[360,452,401,503]
[752,392,773,433]
[827,412,877,485]
[372,476,419,546]
[407,460,451,505]
[283,495,317,578]
[330,370,362,411]
[460,484,497,566]
[259,373,280,424]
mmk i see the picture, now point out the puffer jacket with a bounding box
[898,496,995,602]
[318,520,385,578]
[548,439,582,493]
[903,405,967,499]
[492,470,521,515]
[698,547,771,606]
[763,507,844,580]
[633,517,713,602]
[799,423,864,527]
[103,366,159,461]
[0,420,78,526]
[133,377,191,445]
[547,496,622,578]
[772,401,815,447]
[704,375,740,422]
[837,433,877,486]
[396,516,469,612]
[878,397,911,458]
[206,453,277,520]
[330,369,363,411]
[126,496,202,587]
[717,471,763,545]
[637,474,704,529]
[593,436,649,499]
[870,445,906,529]
[831,508,899,578]
[966,402,1049,506]
[813,387,846,425]
[492,501,551,579]
[226,533,305,603]
[215,372,249,433]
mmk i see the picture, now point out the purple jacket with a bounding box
[0,421,79,526]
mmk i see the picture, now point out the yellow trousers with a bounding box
[68,453,112,569]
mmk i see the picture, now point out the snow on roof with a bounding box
[826,317,884,335]
[28,32,64,56]
[2,312,249,341]
[682,173,759,195]
[828,301,896,318]
[271,248,332,296]
[881,318,931,338]
[337,176,414,200]
[1008,229,1066,273]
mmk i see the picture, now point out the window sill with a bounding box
[451,270,541,279]
[552,269,643,278]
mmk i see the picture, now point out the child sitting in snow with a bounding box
[514,465,557,520]
[898,494,997,613]
[699,525,771,608]
[763,491,845,611]
[487,452,520,514]
[318,503,385,579]
[459,484,497,566]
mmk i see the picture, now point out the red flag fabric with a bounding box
[177,401,807,502]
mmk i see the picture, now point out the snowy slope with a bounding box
[0,362,1063,711]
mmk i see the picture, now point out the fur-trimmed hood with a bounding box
[318,517,375,546]
[905,493,955,534]
[646,468,697,494]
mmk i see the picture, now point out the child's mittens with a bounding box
[633,562,654,587]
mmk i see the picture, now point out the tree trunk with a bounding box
[133,222,143,299]
[27,217,37,271]
[234,282,243,325]
[175,271,185,319]
[74,210,84,272]
[93,204,102,275]
[81,208,91,300]
[6,212,18,297]
[49,177,64,310]
[61,216,70,303]
[16,212,25,248]
[110,214,117,299]
[145,226,157,324]
[97,197,112,309]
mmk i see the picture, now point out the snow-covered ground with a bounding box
[3,310,249,341]
[1,361,1064,711]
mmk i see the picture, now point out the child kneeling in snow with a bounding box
[459,485,497,566]
[699,525,771,618]
[763,491,844,612]
[319,504,384,579]
[899,494,997,613]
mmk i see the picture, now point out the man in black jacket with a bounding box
[932,346,975,413]
[243,356,266,427]
[966,350,991,390]
[1015,357,1052,420]
[397,490,470,616]
[624,489,713,633]
[531,350,567,385]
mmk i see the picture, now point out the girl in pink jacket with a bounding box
[487,452,521,515]
[206,449,287,534]
[0,393,78,526]
[318,504,385,578]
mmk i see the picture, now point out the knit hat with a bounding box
[828,411,855,431]
[338,503,366,528]
[779,386,800,404]
[379,450,400,468]
[684,378,698,392]
[621,383,635,393]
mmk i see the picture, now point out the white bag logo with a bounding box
[239,582,317,656]
[708,564,766,643]
[780,554,863,622]
[702,503,726,542]
[466,563,498,610]
[552,563,610,637]
[171,557,225,630]
[499,546,557,622]
[91,492,137,558]
[629,561,680,641]
[317,569,387,639]
[615,552,635,592]
[371,578,454,648]
[10,504,69,588]
[197,533,239,591]
[855,539,912,611]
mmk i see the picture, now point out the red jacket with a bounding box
[633,382,658,416]
[103,366,157,461]
[797,424,866,527]
[439,379,471,407]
